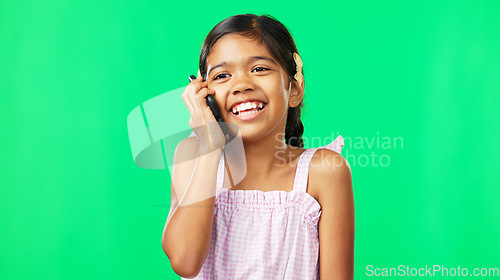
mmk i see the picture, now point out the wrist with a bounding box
[198,143,224,154]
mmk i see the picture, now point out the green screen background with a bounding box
[1,0,499,279]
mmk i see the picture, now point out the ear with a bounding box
[288,80,304,108]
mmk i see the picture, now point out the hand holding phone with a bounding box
[189,75,224,123]
[188,75,230,141]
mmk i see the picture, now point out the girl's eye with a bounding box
[214,73,230,80]
[252,67,269,72]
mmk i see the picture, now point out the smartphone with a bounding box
[189,74,229,139]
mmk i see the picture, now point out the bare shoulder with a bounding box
[308,149,353,203]
[310,149,355,279]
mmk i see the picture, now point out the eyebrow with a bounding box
[208,62,227,76]
[207,56,277,76]
[249,56,277,65]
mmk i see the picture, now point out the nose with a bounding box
[230,72,255,94]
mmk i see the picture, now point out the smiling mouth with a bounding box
[229,101,267,117]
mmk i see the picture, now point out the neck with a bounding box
[224,124,301,180]
[242,132,290,176]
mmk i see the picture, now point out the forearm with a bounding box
[162,145,222,275]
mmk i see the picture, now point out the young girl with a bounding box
[162,14,354,280]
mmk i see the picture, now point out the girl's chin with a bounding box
[235,126,275,142]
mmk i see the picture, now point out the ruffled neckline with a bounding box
[215,187,322,228]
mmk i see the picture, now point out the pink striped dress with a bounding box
[182,135,344,280]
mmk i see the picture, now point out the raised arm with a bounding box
[162,74,226,278]
[161,137,222,278]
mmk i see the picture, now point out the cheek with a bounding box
[208,83,229,97]
[277,89,292,111]
[210,85,230,109]
[275,85,290,101]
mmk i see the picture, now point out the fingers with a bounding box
[181,75,217,126]
[182,76,206,114]
[188,76,206,93]
[196,88,217,121]
[181,90,195,113]
[197,87,215,100]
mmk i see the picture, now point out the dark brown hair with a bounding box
[199,14,305,148]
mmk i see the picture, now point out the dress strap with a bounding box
[200,132,345,191]
[216,151,225,189]
[292,135,345,193]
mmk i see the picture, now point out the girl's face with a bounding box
[206,34,294,142]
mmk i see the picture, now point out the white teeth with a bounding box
[239,110,259,117]
[231,101,265,115]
